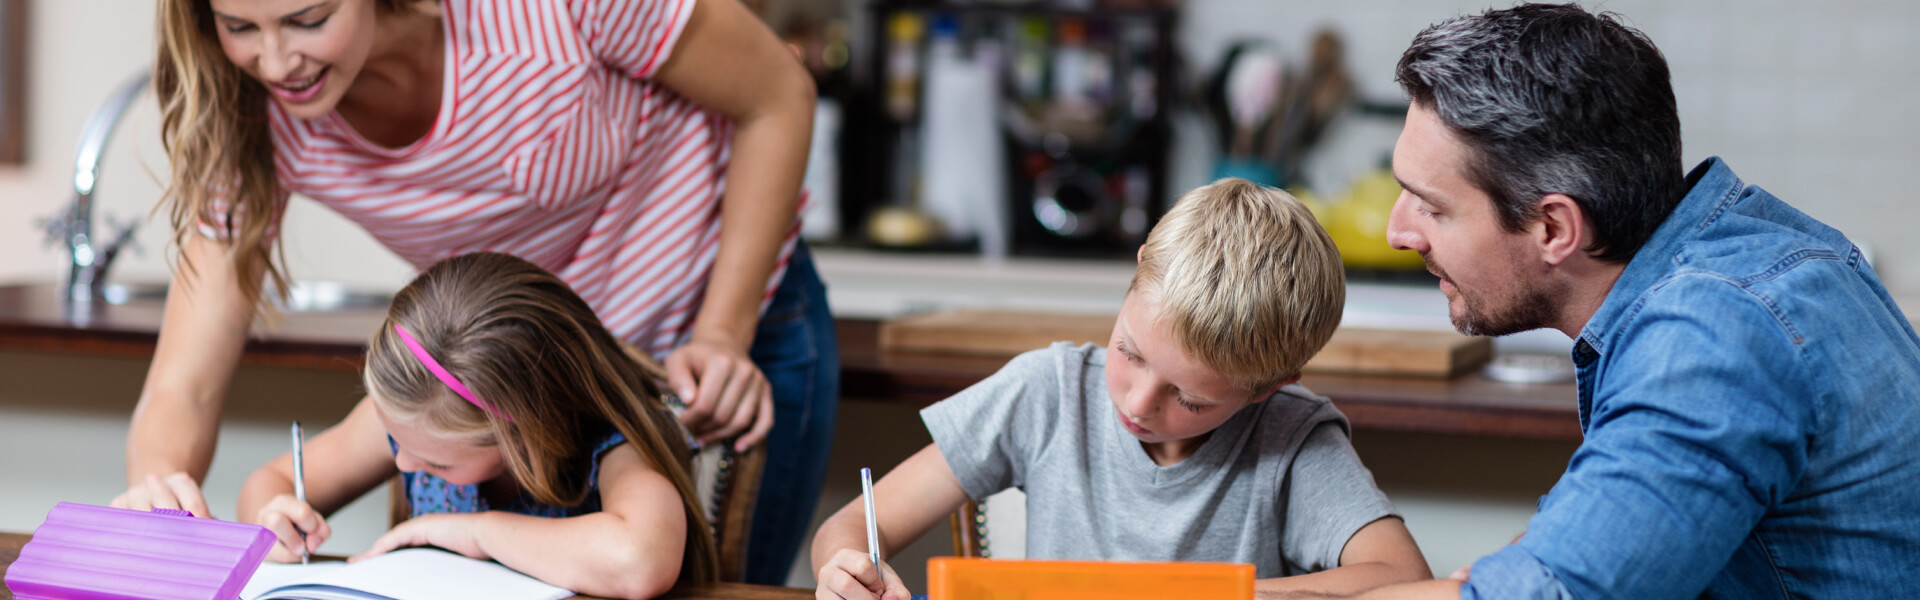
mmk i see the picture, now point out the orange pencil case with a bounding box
[926,557,1254,600]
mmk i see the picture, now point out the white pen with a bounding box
[291,421,309,565]
[861,467,882,579]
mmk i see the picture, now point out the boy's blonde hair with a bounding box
[1129,178,1346,393]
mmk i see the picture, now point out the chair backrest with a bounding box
[948,488,1026,559]
[694,441,765,582]
[950,500,980,558]
[386,440,766,581]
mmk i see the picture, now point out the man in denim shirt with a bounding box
[1354,4,1920,599]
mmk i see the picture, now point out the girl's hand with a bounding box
[352,513,489,562]
[815,548,911,600]
[665,336,775,450]
[253,493,332,563]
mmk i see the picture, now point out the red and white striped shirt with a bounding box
[250,0,801,356]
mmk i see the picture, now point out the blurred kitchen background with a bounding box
[2,0,1918,590]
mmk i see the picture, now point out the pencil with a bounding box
[861,467,881,579]
[291,421,309,565]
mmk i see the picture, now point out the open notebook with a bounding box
[238,548,573,600]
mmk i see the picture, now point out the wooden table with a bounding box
[0,283,1580,440]
[0,532,809,600]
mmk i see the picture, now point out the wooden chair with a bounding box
[949,500,983,557]
[388,441,766,581]
[695,441,766,582]
[948,489,1026,559]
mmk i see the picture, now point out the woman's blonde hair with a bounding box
[153,0,427,307]
[364,252,719,585]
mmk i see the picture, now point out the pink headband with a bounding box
[393,324,511,422]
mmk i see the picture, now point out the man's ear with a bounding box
[1532,193,1588,266]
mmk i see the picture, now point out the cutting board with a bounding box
[879,309,1493,378]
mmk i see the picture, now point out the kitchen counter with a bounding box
[0,281,1580,440]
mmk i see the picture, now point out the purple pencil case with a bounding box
[3,502,276,600]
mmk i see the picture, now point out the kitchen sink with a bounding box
[101,281,393,313]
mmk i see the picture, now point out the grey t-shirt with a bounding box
[921,342,1398,577]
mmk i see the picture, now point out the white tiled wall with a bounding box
[1170,0,1920,289]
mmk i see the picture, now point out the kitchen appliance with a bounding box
[851,1,1180,258]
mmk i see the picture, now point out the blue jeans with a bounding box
[744,242,839,584]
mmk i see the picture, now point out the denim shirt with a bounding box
[1464,158,1920,599]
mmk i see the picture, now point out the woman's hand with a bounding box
[111,473,215,518]
[665,335,775,450]
[253,493,332,563]
[353,513,489,562]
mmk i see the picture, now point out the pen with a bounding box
[291,421,309,565]
[861,467,881,579]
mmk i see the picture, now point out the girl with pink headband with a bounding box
[236,252,717,597]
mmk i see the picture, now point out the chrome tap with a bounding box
[41,71,151,311]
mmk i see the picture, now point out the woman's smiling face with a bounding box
[208,0,381,118]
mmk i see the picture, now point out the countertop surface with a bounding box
[0,276,1582,440]
[12,244,1904,440]
[809,247,1580,354]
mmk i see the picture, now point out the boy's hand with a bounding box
[254,493,331,563]
[816,548,910,600]
[353,513,490,562]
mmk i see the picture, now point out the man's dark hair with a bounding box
[1396,3,1684,262]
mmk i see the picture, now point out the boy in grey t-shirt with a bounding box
[811,179,1430,600]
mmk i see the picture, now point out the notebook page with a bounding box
[240,562,348,599]
[245,549,571,600]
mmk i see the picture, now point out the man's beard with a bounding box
[1429,256,1557,337]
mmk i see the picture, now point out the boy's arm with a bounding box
[238,396,399,560]
[1254,517,1431,599]
[812,443,974,600]
[353,443,691,600]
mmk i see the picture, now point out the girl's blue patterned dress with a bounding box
[396,433,628,518]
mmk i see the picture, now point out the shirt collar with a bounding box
[1576,157,1746,356]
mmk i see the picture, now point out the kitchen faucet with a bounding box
[41,70,150,313]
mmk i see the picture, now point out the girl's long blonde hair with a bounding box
[364,252,720,585]
[153,0,426,306]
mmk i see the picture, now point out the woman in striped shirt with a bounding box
[117,0,836,584]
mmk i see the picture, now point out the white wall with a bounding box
[1170,0,1920,288]
[0,0,414,293]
